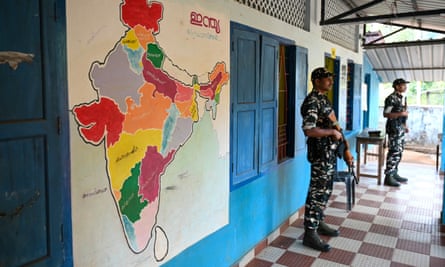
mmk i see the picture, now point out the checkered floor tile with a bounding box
[246,161,445,267]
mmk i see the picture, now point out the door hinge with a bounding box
[57,116,62,135]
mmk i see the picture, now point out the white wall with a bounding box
[379,106,444,147]
[228,0,363,75]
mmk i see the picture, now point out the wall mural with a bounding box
[72,0,229,261]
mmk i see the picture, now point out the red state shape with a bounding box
[200,72,222,100]
[139,146,175,203]
[142,54,178,102]
[72,97,124,147]
[121,0,163,33]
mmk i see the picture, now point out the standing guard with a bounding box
[383,78,410,186]
[300,67,347,252]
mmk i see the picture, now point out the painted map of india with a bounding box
[72,0,229,256]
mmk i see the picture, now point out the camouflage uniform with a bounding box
[384,92,406,176]
[301,89,338,230]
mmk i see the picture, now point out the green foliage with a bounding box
[419,93,444,106]
[379,81,445,106]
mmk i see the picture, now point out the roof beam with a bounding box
[374,67,445,71]
[382,21,445,35]
[320,0,385,24]
[364,27,406,45]
[321,8,445,26]
[363,38,445,49]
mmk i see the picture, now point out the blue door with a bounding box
[230,26,279,189]
[0,1,71,266]
[259,36,278,172]
[231,28,260,186]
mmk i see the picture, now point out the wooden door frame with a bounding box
[51,0,73,264]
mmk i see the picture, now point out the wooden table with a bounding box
[356,129,385,185]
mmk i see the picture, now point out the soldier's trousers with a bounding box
[304,157,336,230]
[385,130,405,175]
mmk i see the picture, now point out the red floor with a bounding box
[242,153,445,267]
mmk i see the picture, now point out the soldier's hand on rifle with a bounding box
[345,155,354,167]
[331,129,343,141]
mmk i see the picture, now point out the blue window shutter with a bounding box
[231,29,260,185]
[259,36,279,172]
[353,64,362,130]
[294,46,308,152]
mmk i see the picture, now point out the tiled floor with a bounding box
[246,152,445,267]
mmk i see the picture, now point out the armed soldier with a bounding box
[383,78,410,187]
[300,67,353,252]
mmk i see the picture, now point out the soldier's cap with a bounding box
[311,67,333,81]
[392,78,410,87]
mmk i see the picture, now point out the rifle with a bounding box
[349,162,359,185]
[328,111,354,168]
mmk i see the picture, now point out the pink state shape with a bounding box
[141,54,178,102]
[174,81,194,102]
[121,0,163,33]
[72,97,124,147]
[139,146,175,202]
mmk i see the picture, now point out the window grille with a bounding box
[321,0,359,52]
[234,0,309,31]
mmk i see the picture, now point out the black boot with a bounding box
[318,221,340,237]
[394,172,408,182]
[384,174,400,187]
[303,229,331,252]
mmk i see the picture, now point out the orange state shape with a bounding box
[209,62,229,96]
[134,24,155,49]
[174,81,197,119]
[175,97,194,119]
[113,189,122,202]
[197,62,230,100]
[123,83,172,134]
[210,62,229,85]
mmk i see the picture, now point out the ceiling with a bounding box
[320,0,445,82]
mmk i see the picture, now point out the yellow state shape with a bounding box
[107,129,162,190]
[121,29,140,50]
[190,100,199,122]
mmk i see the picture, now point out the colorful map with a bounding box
[72,0,228,256]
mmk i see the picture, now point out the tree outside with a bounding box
[379,81,445,107]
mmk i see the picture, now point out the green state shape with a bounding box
[118,162,148,223]
[146,43,164,68]
[192,75,198,85]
